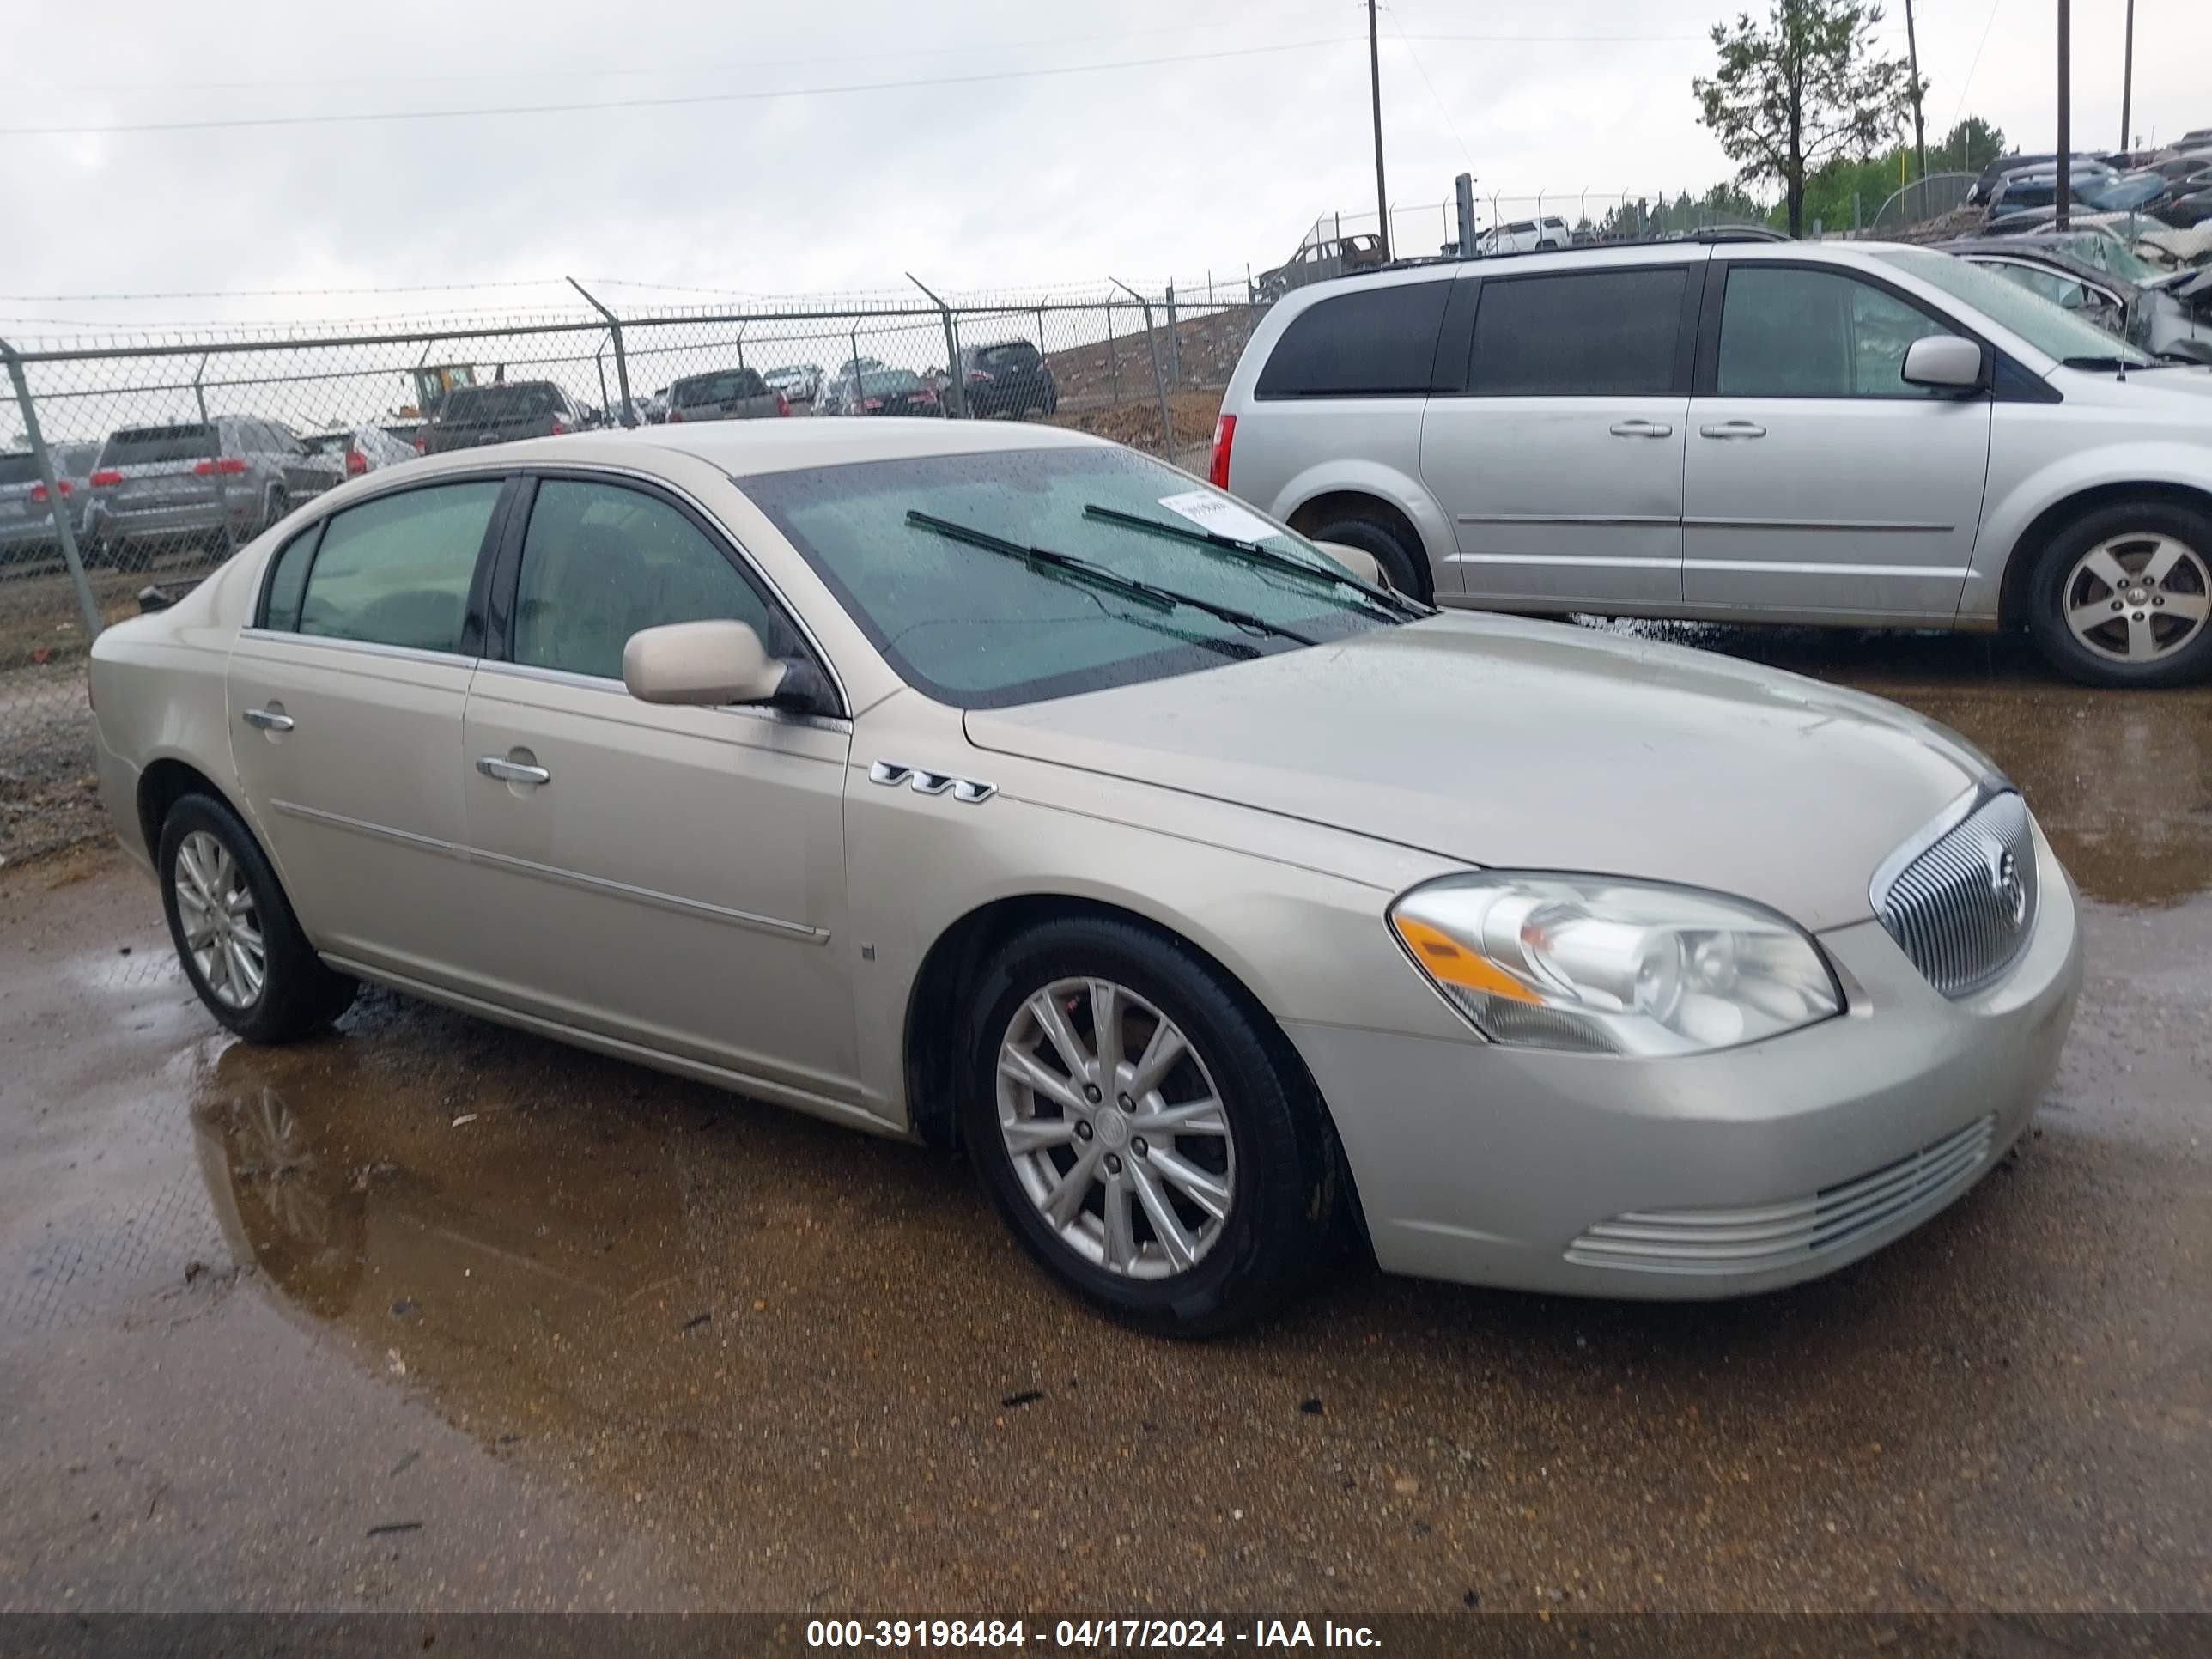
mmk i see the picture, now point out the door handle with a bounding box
[477,756,551,786]
[1698,421,1768,440]
[241,707,294,732]
[1607,420,1674,438]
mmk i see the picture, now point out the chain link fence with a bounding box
[0,283,1263,866]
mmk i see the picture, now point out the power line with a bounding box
[0,39,1357,137]
[1951,0,2007,131]
[4,6,1352,95]
[0,27,1715,137]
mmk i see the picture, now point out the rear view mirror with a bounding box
[1901,335,1985,392]
[623,620,787,706]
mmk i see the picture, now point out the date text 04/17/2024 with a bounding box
[804,1619,1382,1649]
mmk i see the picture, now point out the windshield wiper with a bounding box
[2061,353,2166,372]
[904,512,1318,645]
[1082,502,1431,619]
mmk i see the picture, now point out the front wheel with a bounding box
[2027,503,2212,687]
[1304,514,1425,602]
[962,917,1339,1336]
[158,793,356,1042]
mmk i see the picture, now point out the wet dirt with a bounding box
[1,632,2206,1615]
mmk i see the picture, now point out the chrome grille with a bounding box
[1873,790,2038,998]
[1567,1115,1996,1276]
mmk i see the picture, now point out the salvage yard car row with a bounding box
[96,214,2209,1328]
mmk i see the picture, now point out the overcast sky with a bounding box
[3,0,2206,332]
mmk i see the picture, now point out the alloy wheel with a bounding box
[2062,532,2212,665]
[174,830,266,1009]
[995,976,1237,1279]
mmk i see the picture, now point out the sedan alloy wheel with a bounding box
[174,828,266,1009]
[996,976,1237,1279]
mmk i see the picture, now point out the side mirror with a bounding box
[1901,335,1985,392]
[1311,538,1391,592]
[623,620,788,707]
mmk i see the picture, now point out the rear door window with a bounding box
[1465,267,1691,396]
[295,480,503,653]
[1254,279,1452,398]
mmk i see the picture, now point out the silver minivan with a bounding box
[1213,240,2212,686]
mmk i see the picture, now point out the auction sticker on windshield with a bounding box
[1157,489,1280,544]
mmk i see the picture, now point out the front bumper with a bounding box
[1285,821,2082,1299]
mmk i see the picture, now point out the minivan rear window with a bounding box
[98,425,215,466]
[1254,279,1452,399]
[975,342,1042,372]
[0,455,43,487]
[1466,267,1690,397]
[672,370,763,405]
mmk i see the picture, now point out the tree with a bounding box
[1939,117,2007,175]
[1694,0,1918,237]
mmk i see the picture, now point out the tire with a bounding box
[962,916,1340,1336]
[2025,501,2212,687]
[1304,514,1425,602]
[158,793,356,1042]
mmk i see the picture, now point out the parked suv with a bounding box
[665,367,790,423]
[419,381,579,454]
[84,417,341,566]
[0,441,98,562]
[1478,217,1571,256]
[958,338,1059,417]
[1212,240,2212,686]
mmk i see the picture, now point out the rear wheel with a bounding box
[2027,502,2212,687]
[158,793,356,1042]
[962,917,1338,1336]
[1304,513,1425,602]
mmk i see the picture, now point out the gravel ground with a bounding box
[0,629,2205,1625]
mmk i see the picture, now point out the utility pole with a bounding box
[2120,0,2136,151]
[2056,0,2072,231]
[1903,0,1927,181]
[1367,0,1390,260]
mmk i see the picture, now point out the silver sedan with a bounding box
[86,421,2081,1334]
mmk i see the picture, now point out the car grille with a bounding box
[1873,790,2038,998]
[1566,1115,1996,1276]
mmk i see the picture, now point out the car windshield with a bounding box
[735,446,1396,708]
[2051,233,2160,283]
[98,424,216,466]
[1874,248,2154,367]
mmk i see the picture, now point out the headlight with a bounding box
[1388,874,1841,1057]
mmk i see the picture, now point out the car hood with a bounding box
[963,614,1995,933]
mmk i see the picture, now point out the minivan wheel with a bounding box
[962,917,1338,1337]
[1304,514,1425,602]
[2027,503,2212,687]
[158,793,356,1042]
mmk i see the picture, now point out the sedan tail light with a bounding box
[548,417,568,435]
[860,398,883,412]
[966,369,993,384]
[776,392,791,417]
[413,435,427,455]
[345,448,368,476]
[91,468,122,488]
[665,409,684,423]
[28,480,71,503]
[912,388,938,405]
[192,456,248,477]
[1208,413,1237,489]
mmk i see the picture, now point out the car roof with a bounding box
[399,415,1111,481]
